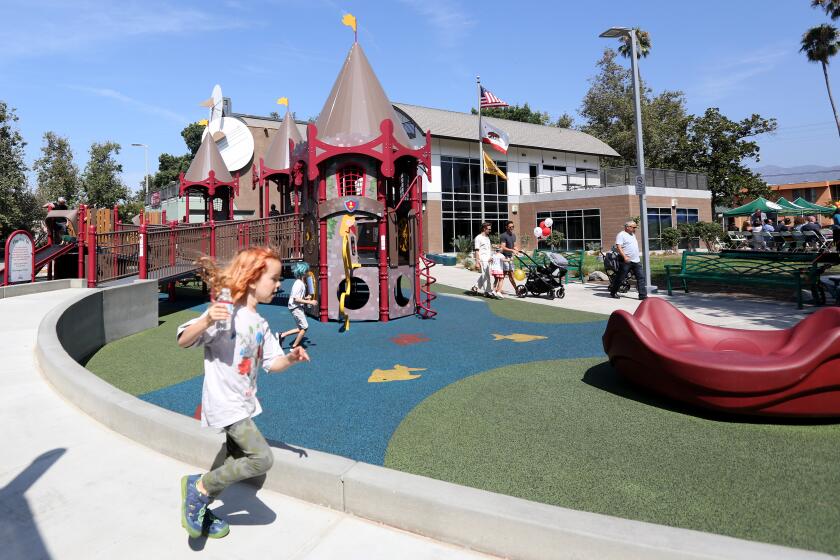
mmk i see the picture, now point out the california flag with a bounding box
[481,120,509,154]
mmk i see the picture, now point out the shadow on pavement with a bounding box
[0,448,66,560]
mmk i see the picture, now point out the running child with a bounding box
[279,262,316,349]
[489,245,508,299]
[176,247,310,539]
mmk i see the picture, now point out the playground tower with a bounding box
[179,132,239,222]
[292,41,432,324]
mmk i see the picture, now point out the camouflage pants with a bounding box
[202,417,274,497]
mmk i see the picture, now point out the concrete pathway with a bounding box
[432,264,814,330]
[0,289,498,560]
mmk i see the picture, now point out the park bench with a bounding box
[664,251,825,309]
[530,249,585,284]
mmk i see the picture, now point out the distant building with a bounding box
[769,179,840,207]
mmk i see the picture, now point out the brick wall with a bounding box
[423,200,442,252]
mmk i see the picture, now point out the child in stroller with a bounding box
[514,251,567,299]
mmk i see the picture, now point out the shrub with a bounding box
[545,230,565,251]
[660,227,681,253]
[695,221,725,252]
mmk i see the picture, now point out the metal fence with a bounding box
[94,229,140,285]
[521,167,708,194]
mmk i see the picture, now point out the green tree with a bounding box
[617,28,651,59]
[675,108,776,209]
[579,49,690,168]
[471,103,552,126]
[555,112,575,129]
[813,0,840,20]
[800,24,840,139]
[545,230,565,251]
[181,122,205,157]
[33,132,81,205]
[153,153,191,191]
[0,101,40,237]
[81,141,128,208]
[694,221,726,251]
[659,227,681,252]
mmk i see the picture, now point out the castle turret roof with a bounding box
[185,132,233,183]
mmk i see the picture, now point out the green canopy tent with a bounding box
[792,197,836,216]
[773,197,808,215]
[722,197,784,217]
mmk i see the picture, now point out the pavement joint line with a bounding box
[15,280,833,559]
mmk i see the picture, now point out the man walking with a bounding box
[499,220,519,295]
[472,222,495,298]
[609,220,647,301]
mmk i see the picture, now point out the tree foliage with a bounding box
[81,141,128,208]
[33,131,81,205]
[813,0,840,20]
[674,108,776,209]
[800,24,840,139]
[181,122,204,157]
[617,28,651,59]
[471,103,552,126]
[555,112,575,129]
[0,101,40,237]
[659,227,681,252]
[150,122,206,193]
[579,49,690,169]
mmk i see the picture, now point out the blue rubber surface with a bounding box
[141,280,607,465]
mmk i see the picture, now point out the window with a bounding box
[441,156,508,252]
[338,165,365,197]
[831,184,840,202]
[791,188,817,203]
[676,208,699,250]
[647,208,672,250]
[541,164,567,172]
[535,209,601,251]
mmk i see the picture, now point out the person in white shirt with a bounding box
[176,247,310,539]
[471,222,494,297]
[609,220,647,300]
[279,262,316,349]
[488,245,508,298]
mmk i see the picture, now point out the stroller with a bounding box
[514,251,567,299]
[601,248,633,293]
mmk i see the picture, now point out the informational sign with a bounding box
[151,191,161,206]
[4,230,34,284]
[635,175,646,196]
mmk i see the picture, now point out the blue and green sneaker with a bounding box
[180,475,229,539]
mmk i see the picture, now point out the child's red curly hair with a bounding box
[197,246,281,304]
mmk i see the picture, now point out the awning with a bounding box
[722,197,783,217]
[773,197,808,215]
[792,197,836,215]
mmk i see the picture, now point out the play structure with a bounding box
[602,298,840,417]
[3,37,437,323]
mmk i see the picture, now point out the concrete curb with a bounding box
[34,286,832,560]
[1,278,84,299]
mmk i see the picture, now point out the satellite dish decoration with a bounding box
[199,84,255,172]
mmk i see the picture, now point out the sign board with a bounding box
[151,191,161,206]
[635,175,646,196]
[4,230,34,285]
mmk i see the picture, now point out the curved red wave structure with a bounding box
[602,298,840,417]
[417,254,437,319]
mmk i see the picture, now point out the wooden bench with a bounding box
[664,251,824,309]
[530,249,585,284]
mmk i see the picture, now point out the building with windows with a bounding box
[151,102,713,253]
[769,179,840,206]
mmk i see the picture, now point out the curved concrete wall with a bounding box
[34,284,829,560]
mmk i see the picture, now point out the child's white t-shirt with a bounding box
[489,253,504,274]
[177,305,284,429]
[288,278,306,310]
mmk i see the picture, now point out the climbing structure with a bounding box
[179,133,239,222]
[289,40,433,324]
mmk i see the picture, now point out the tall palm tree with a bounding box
[812,0,840,20]
[618,28,651,59]
[801,24,840,139]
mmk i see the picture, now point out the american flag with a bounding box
[480,85,509,108]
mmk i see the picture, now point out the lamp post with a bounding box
[131,143,150,207]
[599,27,656,294]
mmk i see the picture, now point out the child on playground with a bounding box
[176,247,310,539]
[279,262,316,349]
[489,245,508,299]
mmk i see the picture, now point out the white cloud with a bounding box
[69,85,190,124]
[398,0,475,49]
[0,0,247,59]
[689,46,790,103]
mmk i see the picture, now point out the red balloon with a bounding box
[541,226,551,238]
[539,221,546,228]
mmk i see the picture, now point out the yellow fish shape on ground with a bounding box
[368,364,426,383]
[492,333,548,343]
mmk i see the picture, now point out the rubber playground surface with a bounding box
[85,280,840,554]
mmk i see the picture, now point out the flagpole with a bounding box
[477,75,485,223]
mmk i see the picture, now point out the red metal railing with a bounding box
[93,227,140,285]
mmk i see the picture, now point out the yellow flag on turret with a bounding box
[197,119,209,126]
[342,13,357,32]
[483,152,507,180]
[276,97,288,106]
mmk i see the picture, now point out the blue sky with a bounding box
[2,0,839,191]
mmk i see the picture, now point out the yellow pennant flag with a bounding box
[276,97,288,106]
[483,152,507,181]
[342,13,357,32]
[197,119,209,126]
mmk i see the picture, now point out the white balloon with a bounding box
[544,217,553,228]
[533,226,543,238]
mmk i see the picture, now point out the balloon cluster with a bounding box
[533,217,553,239]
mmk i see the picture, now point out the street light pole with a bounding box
[600,27,656,293]
[131,143,150,207]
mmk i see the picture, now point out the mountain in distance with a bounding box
[753,164,840,185]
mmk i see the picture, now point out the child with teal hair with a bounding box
[279,262,315,349]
